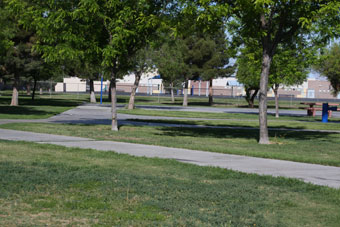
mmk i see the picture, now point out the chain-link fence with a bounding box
[0,80,244,97]
[0,80,57,95]
[1,80,340,103]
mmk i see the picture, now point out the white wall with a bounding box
[55,83,64,92]
[116,71,159,86]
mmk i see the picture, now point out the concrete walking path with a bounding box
[1,128,340,189]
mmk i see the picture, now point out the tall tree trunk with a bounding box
[183,80,188,107]
[128,71,141,110]
[10,76,19,106]
[258,48,272,144]
[245,88,258,108]
[108,81,111,102]
[90,79,96,103]
[32,78,37,100]
[245,88,253,108]
[273,84,279,118]
[208,78,213,106]
[26,82,31,95]
[110,75,118,131]
[170,82,175,103]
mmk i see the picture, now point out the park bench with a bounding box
[300,102,339,117]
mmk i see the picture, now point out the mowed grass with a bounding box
[2,122,340,167]
[0,140,339,226]
[0,93,88,119]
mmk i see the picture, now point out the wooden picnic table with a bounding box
[300,102,339,117]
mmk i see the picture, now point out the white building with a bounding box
[55,77,110,92]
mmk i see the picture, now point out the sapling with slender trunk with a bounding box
[128,71,141,110]
[90,79,96,103]
[272,84,279,118]
[110,76,118,131]
[10,75,19,106]
[182,80,189,107]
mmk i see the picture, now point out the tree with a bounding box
[156,34,203,107]
[127,46,153,110]
[29,61,58,101]
[236,46,261,108]
[237,42,312,114]
[157,29,234,107]
[315,43,340,96]
[174,0,228,107]
[180,33,228,107]
[227,0,340,144]
[2,1,61,104]
[9,0,168,131]
[153,38,187,103]
[0,1,14,57]
[198,29,235,106]
[0,28,40,106]
[269,45,312,117]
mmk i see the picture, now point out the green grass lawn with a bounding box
[0,93,88,119]
[1,140,339,226]
[2,122,340,167]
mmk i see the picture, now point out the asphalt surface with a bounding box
[1,128,340,189]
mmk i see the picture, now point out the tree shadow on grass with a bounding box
[117,97,166,104]
[156,124,338,142]
[0,94,84,107]
[0,106,59,116]
[130,119,314,131]
[219,110,340,123]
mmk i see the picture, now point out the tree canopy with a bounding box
[7,0,169,130]
[0,1,14,56]
[226,0,340,144]
[315,43,340,95]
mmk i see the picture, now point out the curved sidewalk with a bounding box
[1,128,339,189]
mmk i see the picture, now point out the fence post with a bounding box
[206,82,208,97]
[100,74,103,104]
[49,81,52,98]
[322,103,329,123]
[198,81,201,96]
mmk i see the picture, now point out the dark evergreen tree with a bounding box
[153,38,187,103]
[194,29,235,106]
